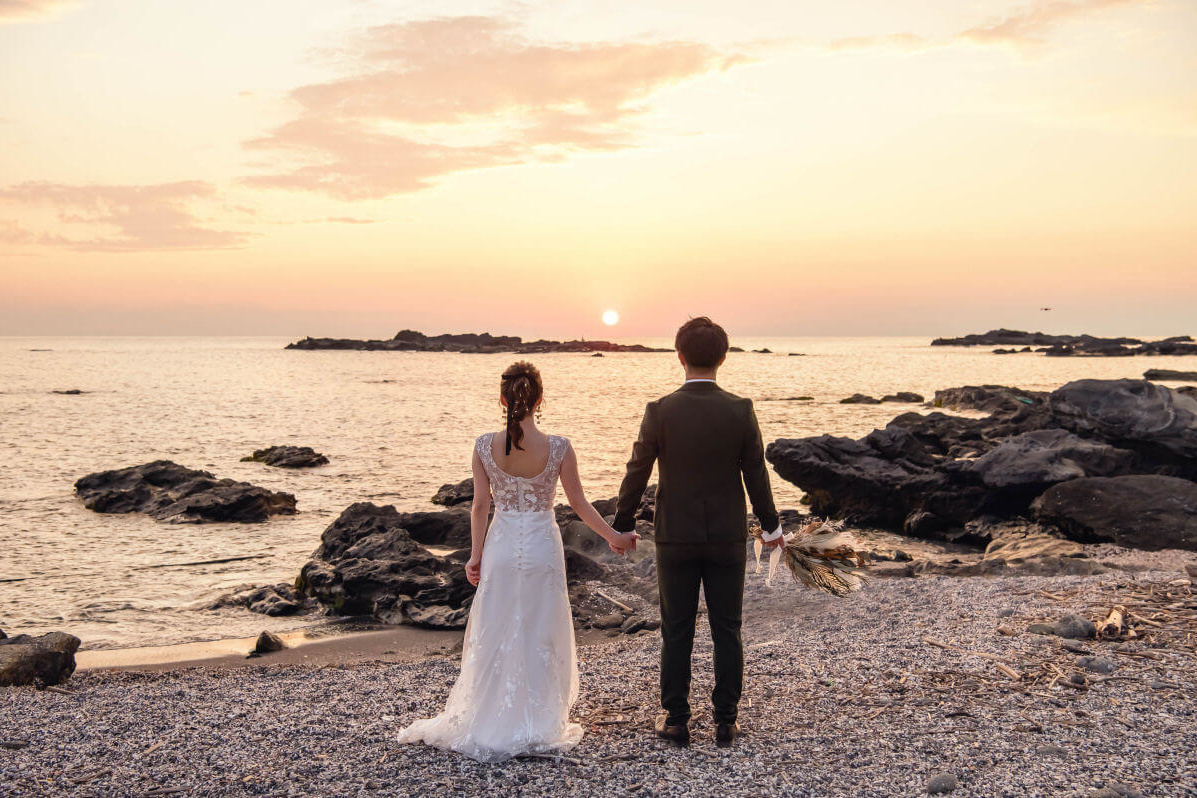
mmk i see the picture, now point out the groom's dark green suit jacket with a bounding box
[612,381,780,542]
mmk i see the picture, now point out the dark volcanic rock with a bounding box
[391,508,473,549]
[881,392,924,403]
[296,503,475,629]
[286,329,670,354]
[253,631,285,653]
[839,393,881,405]
[928,385,1044,413]
[52,389,85,395]
[768,379,1197,549]
[1032,475,1197,550]
[431,478,474,506]
[1144,369,1197,382]
[0,631,80,687]
[74,461,297,523]
[1050,379,1197,474]
[968,430,1133,489]
[208,583,316,616]
[295,494,661,631]
[241,446,329,468]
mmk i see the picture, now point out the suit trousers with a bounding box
[654,541,746,725]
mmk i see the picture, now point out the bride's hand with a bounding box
[465,554,482,586]
[609,532,639,557]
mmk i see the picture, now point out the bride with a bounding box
[397,360,639,762]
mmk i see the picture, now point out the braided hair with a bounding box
[500,361,543,455]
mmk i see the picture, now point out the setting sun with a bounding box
[601,310,619,326]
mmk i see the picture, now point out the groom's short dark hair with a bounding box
[675,317,729,368]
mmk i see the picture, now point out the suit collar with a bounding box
[678,380,719,392]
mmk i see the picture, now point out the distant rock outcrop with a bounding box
[1144,369,1197,382]
[767,379,1197,550]
[286,329,670,354]
[241,446,329,468]
[74,461,297,523]
[0,631,80,687]
[931,329,1196,357]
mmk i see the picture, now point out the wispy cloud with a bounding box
[318,216,376,224]
[0,181,249,252]
[827,0,1148,53]
[244,15,747,199]
[0,0,79,24]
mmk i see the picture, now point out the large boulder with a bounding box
[296,503,474,629]
[1032,475,1197,550]
[0,632,81,687]
[241,446,329,468]
[1050,379,1197,473]
[766,431,958,530]
[968,429,1133,489]
[74,461,296,523]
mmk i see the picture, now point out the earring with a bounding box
[536,401,544,423]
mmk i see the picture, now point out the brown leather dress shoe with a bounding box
[715,721,741,747]
[654,713,690,746]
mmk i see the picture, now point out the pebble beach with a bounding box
[5,556,1195,797]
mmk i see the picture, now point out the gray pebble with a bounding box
[1076,656,1116,674]
[927,773,959,794]
[1034,744,1067,756]
[1053,614,1097,639]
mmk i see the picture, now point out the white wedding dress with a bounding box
[396,432,583,762]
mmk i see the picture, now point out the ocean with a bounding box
[3,335,1193,649]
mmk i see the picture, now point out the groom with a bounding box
[613,316,784,747]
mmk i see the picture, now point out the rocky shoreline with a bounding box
[286,329,670,354]
[766,379,1197,552]
[4,565,1194,796]
[931,329,1197,357]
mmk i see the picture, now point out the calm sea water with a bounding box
[3,335,1193,649]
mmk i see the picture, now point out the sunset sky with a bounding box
[1,0,1194,338]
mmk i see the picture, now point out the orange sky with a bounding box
[1,0,1194,337]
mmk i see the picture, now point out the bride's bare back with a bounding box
[490,428,551,478]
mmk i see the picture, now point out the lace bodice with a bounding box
[476,432,569,512]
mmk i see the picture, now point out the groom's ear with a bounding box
[677,352,688,370]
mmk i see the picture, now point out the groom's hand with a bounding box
[760,524,787,549]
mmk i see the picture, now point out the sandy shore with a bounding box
[4,562,1196,797]
[74,625,466,673]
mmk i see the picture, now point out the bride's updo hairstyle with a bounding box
[500,361,542,455]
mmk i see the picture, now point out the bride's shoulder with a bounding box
[473,431,497,450]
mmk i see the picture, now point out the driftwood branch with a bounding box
[594,589,633,614]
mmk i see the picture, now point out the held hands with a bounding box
[608,531,640,557]
[465,554,482,586]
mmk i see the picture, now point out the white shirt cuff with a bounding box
[759,524,784,542]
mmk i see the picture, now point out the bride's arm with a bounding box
[465,451,490,585]
[559,442,638,555]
